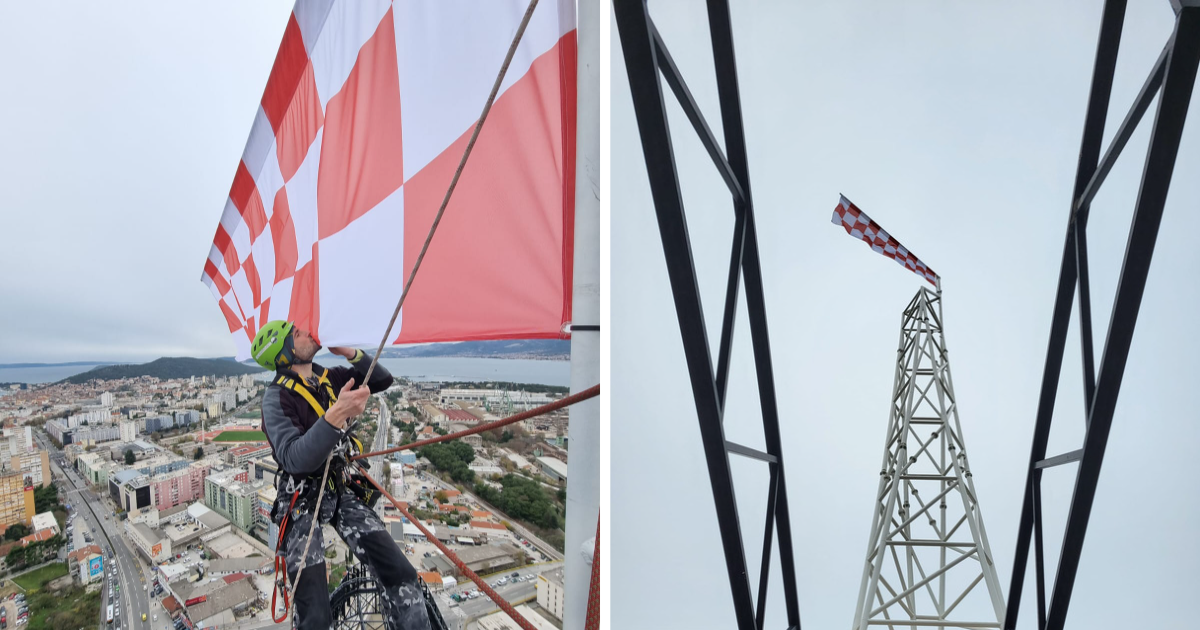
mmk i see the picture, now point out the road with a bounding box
[367,396,390,483]
[37,431,153,630]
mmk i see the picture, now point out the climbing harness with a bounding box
[269,367,373,623]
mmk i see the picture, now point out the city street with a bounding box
[368,395,389,485]
[38,431,153,630]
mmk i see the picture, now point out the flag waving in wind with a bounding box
[831,195,938,285]
[202,0,577,360]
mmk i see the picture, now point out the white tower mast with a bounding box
[852,287,1005,630]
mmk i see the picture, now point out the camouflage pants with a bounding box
[278,487,430,630]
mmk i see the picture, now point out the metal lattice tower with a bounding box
[329,566,449,630]
[852,288,1005,630]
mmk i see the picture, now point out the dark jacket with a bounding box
[261,351,392,477]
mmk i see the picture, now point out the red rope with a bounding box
[585,514,601,630]
[350,384,600,461]
[359,471,541,630]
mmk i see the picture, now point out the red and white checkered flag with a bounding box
[202,0,578,360]
[831,195,938,286]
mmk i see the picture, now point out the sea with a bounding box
[0,357,571,388]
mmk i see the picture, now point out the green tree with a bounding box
[34,484,60,513]
[4,523,29,541]
[124,448,136,465]
[434,491,448,504]
[194,446,204,460]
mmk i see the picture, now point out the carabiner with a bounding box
[272,555,290,623]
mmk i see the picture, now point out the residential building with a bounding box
[226,444,270,467]
[204,469,259,534]
[131,454,190,478]
[78,453,115,485]
[246,457,279,482]
[536,568,566,621]
[45,419,71,446]
[119,420,138,443]
[100,392,114,407]
[73,425,120,446]
[10,450,50,488]
[79,552,105,585]
[0,471,34,528]
[256,485,278,549]
[143,414,175,434]
[148,461,212,510]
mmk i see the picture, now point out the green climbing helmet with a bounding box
[251,320,296,371]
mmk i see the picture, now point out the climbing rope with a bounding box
[349,384,600,462]
[585,515,601,630]
[276,0,543,622]
[359,470,542,630]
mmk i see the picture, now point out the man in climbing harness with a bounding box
[253,320,430,629]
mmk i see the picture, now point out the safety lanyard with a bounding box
[274,368,338,417]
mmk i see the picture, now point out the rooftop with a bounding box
[206,532,255,559]
[111,469,141,484]
[207,557,269,574]
[186,579,257,623]
[535,456,568,478]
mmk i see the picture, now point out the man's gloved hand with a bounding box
[328,347,362,361]
[324,378,370,431]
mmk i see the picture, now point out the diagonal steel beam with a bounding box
[1004,2,1128,625]
[614,1,756,627]
[1045,10,1200,630]
[706,0,803,624]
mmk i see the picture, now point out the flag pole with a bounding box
[563,0,601,628]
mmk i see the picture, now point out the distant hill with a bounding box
[377,339,570,359]
[0,361,125,369]
[59,357,265,384]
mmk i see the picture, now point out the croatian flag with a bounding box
[202,0,577,360]
[831,195,938,285]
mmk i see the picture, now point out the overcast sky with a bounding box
[0,2,293,363]
[612,1,1200,629]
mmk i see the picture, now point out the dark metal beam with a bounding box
[1075,222,1097,423]
[1045,11,1200,630]
[1005,2,1128,627]
[1033,472,1047,630]
[1075,43,1170,212]
[757,466,780,630]
[706,0,803,624]
[650,22,746,204]
[727,440,778,463]
[1035,449,1084,469]
[717,203,747,412]
[614,1,756,627]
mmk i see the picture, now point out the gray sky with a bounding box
[612,1,1200,629]
[0,2,293,363]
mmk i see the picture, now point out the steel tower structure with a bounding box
[852,288,1005,630]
